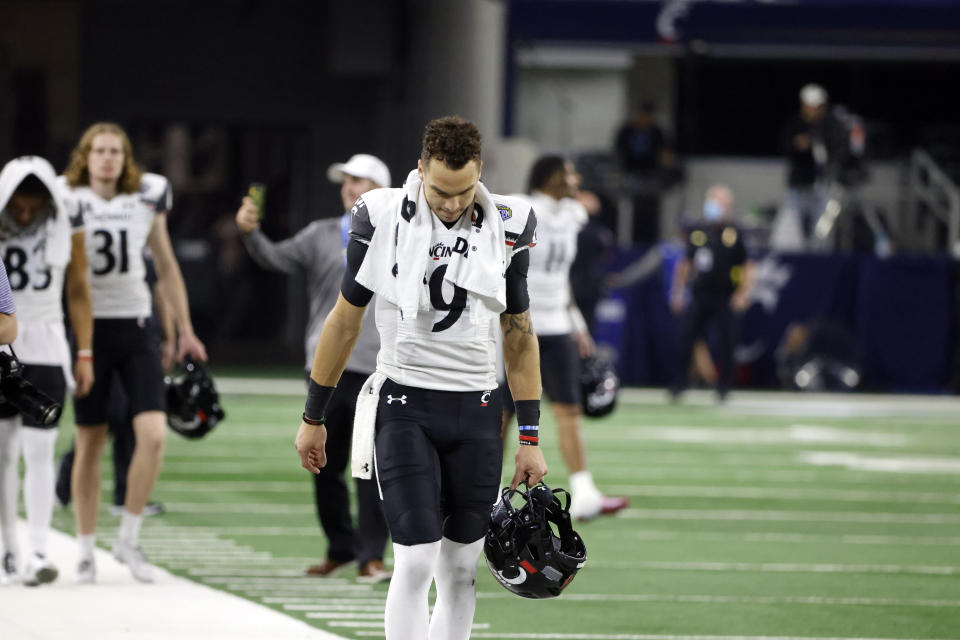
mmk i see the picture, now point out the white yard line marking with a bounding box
[422,635,960,640]
[619,508,960,524]
[263,598,386,605]
[799,451,960,474]
[305,612,386,619]
[283,604,387,612]
[601,485,960,504]
[189,568,319,577]
[582,561,958,575]
[329,621,490,629]
[154,481,307,492]
[474,593,960,607]
[618,426,909,447]
[164,502,315,514]
[161,461,311,473]
[590,530,960,546]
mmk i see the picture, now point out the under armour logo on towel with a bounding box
[386,395,407,405]
[361,463,370,473]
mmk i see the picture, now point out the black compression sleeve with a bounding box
[340,239,375,307]
[304,379,335,422]
[504,250,531,314]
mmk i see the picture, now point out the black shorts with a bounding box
[503,333,581,413]
[374,379,503,546]
[0,363,66,429]
[74,318,166,426]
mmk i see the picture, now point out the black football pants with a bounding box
[309,370,390,565]
[674,294,739,396]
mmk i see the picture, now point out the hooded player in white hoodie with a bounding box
[0,155,94,586]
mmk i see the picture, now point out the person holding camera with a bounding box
[62,123,207,584]
[0,155,93,586]
[235,154,392,583]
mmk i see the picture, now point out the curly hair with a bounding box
[64,122,144,194]
[420,116,482,170]
[527,155,566,194]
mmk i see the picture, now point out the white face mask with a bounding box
[703,198,724,221]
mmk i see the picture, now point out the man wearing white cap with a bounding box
[235,153,392,583]
[780,83,844,247]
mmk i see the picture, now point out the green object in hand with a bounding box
[248,183,266,220]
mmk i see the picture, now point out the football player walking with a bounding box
[295,116,547,640]
[63,123,207,584]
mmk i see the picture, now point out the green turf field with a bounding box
[51,385,960,639]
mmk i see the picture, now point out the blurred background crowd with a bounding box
[3,0,959,395]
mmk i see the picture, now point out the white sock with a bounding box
[0,417,22,558]
[384,541,441,640]
[78,533,96,559]
[119,510,143,545]
[429,537,484,640]
[21,427,57,557]
[569,470,599,497]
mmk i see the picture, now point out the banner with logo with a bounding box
[595,249,956,392]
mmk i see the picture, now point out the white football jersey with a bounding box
[524,191,587,335]
[0,157,82,374]
[2,223,78,325]
[353,188,536,392]
[61,173,170,318]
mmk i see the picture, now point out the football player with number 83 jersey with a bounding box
[61,122,208,584]
[0,155,94,587]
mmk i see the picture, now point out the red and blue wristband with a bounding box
[515,400,540,447]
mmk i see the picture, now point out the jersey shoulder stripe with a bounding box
[494,194,536,252]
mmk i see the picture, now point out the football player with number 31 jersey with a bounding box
[62,122,208,585]
[295,117,548,640]
[0,156,94,586]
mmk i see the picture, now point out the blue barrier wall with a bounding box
[594,250,957,393]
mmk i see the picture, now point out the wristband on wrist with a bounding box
[518,424,539,446]
[514,400,540,427]
[301,413,325,426]
[304,379,335,425]
[515,399,541,446]
[77,349,93,361]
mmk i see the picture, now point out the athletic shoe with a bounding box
[1,552,18,585]
[112,539,154,583]
[357,559,392,584]
[23,553,58,587]
[599,495,630,516]
[305,557,354,577]
[570,491,630,521]
[108,502,166,517]
[76,556,96,584]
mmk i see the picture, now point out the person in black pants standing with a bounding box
[669,184,755,401]
[235,154,391,582]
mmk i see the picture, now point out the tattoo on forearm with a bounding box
[501,311,535,338]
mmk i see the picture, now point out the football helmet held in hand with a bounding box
[580,354,619,418]
[484,483,587,599]
[165,357,225,439]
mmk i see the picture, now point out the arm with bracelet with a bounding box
[500,249,549,490]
